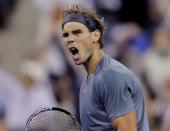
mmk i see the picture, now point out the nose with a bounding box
[67,34,74,44]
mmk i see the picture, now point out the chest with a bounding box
[80,76,105,113]
[80,76,94,106]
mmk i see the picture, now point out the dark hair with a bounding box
[62,5,105,49]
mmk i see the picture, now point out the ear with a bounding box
[92,29,101,43]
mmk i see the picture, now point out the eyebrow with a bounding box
[72,29,82,34]
[62,29,82,37]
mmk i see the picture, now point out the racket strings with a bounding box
[26,109,81,131]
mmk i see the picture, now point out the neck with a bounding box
[84,49,104,76]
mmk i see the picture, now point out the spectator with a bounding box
[142,26,170,130]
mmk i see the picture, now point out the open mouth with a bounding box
[69,47,79,55]
[69,47,79,61]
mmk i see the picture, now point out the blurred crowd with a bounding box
[0,0,170,131]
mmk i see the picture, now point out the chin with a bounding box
[74,61,83,65]
[74,59,84,65]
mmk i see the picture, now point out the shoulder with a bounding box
[99,54,133,78]
[94,54,140,89]
[93,69,128,98]
[96,64,133,86]
[95,59,140,94]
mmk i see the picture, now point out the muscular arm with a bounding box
[112,111,137,131]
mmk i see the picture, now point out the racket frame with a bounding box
[25,107,81,131]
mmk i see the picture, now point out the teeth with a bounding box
[70,47,76,51]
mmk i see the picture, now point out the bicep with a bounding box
[112,111,137,131]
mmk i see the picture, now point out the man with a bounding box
[61,5,150,131]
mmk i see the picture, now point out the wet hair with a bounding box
[62,5,105,48]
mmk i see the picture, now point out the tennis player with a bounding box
[61,5,150,131]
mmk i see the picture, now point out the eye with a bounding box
[72,29,82,35]
[62,33,69,38]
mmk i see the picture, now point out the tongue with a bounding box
[73,53,79,60]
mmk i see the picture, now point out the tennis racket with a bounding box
[25,107,82,131]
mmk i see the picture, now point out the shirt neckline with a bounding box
[86,53,106,81]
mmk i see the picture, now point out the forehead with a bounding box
[63,22,89,32]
